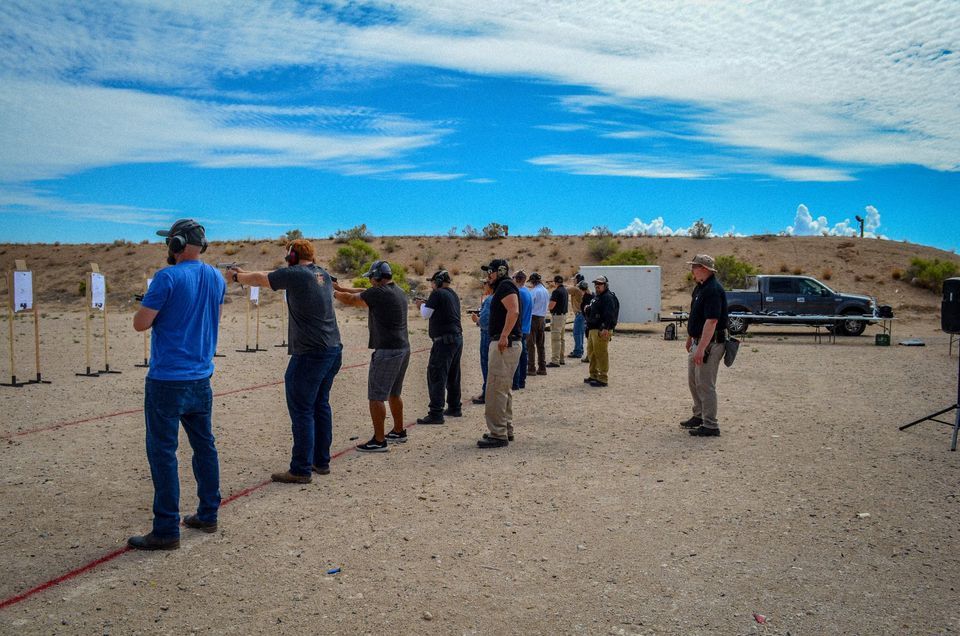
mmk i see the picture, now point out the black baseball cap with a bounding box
[481,259,509,273]
[156,219,206,245]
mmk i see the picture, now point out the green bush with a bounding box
[690,218,712,239]
[282,228,303,242]
[482,222,509,239]
[587,236,618,262]
[601,247,657,266]
[714,254,758,289]
[331,239,379,275]
[906,257,959,293]
[332,224,373,243]
[537,226,554,237]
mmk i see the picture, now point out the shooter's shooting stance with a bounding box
[228,240,343,483]
[334,261,410,452]
[129,219,225,550]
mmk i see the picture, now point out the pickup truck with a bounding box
[725,275,882,336]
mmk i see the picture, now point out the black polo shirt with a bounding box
[488,278,521,341]
[424,287,462,338]
[549,285,568,315]
[688,274,727,340]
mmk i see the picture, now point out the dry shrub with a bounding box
[260,245,270,254]
[854,274,863,282]
[549,248,559,258]
[838,240,855,249]
[673,250,683,258]
[451,266,460,275]
[779,263,789,273]
[224,244,239,256]
[891,268,903,280]
[411,259,425,275]
[864,273,876,280]
[792,267,803,275]
[821,268,833,280]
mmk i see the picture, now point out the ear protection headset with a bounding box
[285,247,299,266]
[166,220,208,254]
[432,270,452,285]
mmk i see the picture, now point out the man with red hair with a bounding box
[231,239,343,482]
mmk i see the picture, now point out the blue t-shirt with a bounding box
[478,294,492,331]
[517,286,533,336]
[141,260,226,381]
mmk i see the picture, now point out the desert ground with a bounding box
[1,236,959,634]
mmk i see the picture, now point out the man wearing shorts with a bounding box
[334,261,410,452]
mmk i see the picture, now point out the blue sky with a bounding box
[0,1,958,251]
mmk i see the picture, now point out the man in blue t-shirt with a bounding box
[511,270,533,390]
[129,219,226,550]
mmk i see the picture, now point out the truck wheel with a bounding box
[838,312,867,336]
[727,311,749,335]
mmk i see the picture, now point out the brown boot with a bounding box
[271,470,312,484]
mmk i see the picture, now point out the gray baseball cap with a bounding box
[363,260,392,279]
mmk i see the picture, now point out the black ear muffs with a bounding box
[166,220,206,254]
[166,234,187,254]
[285,249,299,266]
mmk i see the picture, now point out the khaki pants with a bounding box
[687,341,724,427]
[550,313,566,364]
[587,329,610,384]
[527,316,546,372]
[484,341,522,440]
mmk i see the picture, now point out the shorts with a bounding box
[367,347,410,401]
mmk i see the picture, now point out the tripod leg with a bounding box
[952,406,959,452]
[900,405,958,430]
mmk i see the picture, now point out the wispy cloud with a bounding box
[1,0,958,187]
[397,171,465,181]
[0,185,173,225]
[528,154,708,179]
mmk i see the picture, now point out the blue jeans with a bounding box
[571,313,586,357]
[285,346,343,475]
[479,331,490,396]
[144,377,220,539]
[513,335,529,389]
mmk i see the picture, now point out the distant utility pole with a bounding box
[855,215,864,238]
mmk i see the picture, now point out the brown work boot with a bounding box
[271,470,312,484]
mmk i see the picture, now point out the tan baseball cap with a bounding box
[686,254,717,271]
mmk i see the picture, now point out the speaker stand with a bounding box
[900,352,960,451]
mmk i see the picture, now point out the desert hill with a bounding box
[0,235,956,321]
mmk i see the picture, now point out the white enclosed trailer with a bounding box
[577,265,661,324]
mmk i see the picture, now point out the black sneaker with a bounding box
[356,437,389,452]
[689,426,720,437]
[483,432,514,442]
[583,377,595,383]
[477,436,509,448]
[416,414,445,425]
[385,429,407,443]
[471,397,485,405]
[546,362,561,368]
[536,369,548,376]
[183,514,218,534]
[567,353,580,358]
[679,416,703,429]
[581,358,589,363]
[589,380,608,387]
[443,408,463,417]
[128,532,180,551]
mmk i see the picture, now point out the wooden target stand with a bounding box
[76,263,121,377]
[274,290,288,348]
[236,285,266,353]
[2,260,51,388]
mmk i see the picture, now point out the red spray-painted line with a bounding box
[2,348,429,440]
[0,382,429,609]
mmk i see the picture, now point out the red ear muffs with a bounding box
[285,249,299,265]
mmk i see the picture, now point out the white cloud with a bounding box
[784,204,885,238]
[0,185,172,226]
[0,79,446,182]
[396,171,465,181]
[1,0,959,185]
[616,217,689,237]
[528,154,707,179]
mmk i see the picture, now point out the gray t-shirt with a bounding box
[268,264,341,354]
[360,283,409,350]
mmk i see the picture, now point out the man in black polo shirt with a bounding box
[546,274,569,367]
[683,254,728,437]
[415,270,463,424]
[478,259,521,448]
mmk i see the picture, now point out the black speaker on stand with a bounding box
[900,277,960,450]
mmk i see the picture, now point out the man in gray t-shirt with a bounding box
[230,240,342,484]
[335,260,410,453]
